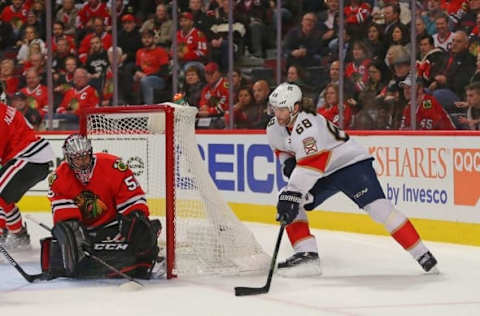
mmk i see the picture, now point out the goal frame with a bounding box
[80,105,177,279]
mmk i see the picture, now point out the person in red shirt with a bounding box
[0,101,54,249]
[317,83,353,129]
[198,62,230,124]
[78,16,112,64]
[57,67,99,120]
[20,67,49,117]
[177,12,208,68]
[76,0,110,31]
[0,58,20,99]
[400,75,456,130]
[0,0,31,39]
[43,134,161,279]
[135,29,169,105]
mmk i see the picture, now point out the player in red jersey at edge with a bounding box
[0,101,54,249]
[266,83,438,277]
[42,134,162,279]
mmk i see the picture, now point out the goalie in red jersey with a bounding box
[42,134,162,279]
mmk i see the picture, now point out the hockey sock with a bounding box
[391,220,429,260]
[0,207,5,229]
[286,221,317,253]
[0,197,22,233]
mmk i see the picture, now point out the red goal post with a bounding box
[80,104,269,279]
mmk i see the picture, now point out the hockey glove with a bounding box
[283,157,296,178]
[276,191,302,224]
[118,210,161,254]
[51,219,91,276]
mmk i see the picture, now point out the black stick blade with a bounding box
[234,286,268,296]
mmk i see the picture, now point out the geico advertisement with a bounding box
[36,134,479,223]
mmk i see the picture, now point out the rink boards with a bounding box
[18,130,480,246]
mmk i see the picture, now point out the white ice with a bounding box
[1,213,479,316]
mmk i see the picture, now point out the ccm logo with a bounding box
[93,243,129,251]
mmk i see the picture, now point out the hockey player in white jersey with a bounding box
[267,82,438,277]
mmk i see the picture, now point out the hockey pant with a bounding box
[40,219,161,279]
[0,159,50,232]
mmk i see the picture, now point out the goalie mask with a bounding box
[269,82,302,125]
[63,134,94,184]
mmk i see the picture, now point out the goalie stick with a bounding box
[0,245,45,283]
[234,223,285,296]
[25,215,144,288]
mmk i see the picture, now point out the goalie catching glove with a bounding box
[276,191,303,224]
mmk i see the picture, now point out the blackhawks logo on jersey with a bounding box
[422,99,432,109]
[113,159,128,171]
[47,173,57,187]
[74,190,107,221]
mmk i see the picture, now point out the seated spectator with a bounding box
[9,91,42,129]
[227,87,266,129]
[283,12,322,68]
[53,55,77,108]
[56,67,99,121]
[235,0,271,58]
[0,0,30,42]
[420,0,442,35]
[181,65,206,107]
[18,9,44,40]
[24,52,47,84]
[345,40,372,95]
[197,62,229,127]
[366,22,387,61]
[134,30,169,105]
[85,35,109,94]
[0,18,14,56]
[317,0,339,52]
[317,83,353,129]
[417,34,448,89]
[431,30,476,100]
[139,4,173,48]
[232,68,249,101]
[250,79,272,128]
[78,17,112,64]
[16,25,46,64]
[0,58,20,99]
[286,64,316,99]
[316,60,355,109]
[118,13,142,105]
[20,67,49,117]
[386,22,410,50]
[456,81,480,130]
[55,0,79,37]
[399,75,456,130]
[52,21,76,54]
[432,14,453,52]
[52,38,72,75]
[189,0,214,40]
[209,0,247,72]
[176,11,208,70]
[76,0,110,32]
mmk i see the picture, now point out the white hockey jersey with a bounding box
[266,112,371,194]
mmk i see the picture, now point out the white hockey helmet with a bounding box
[63,134,94,184]
[269,82,303,112]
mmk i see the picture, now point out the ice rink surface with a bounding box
[1,213,479,316]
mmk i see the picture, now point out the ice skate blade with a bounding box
[276,260,322,278]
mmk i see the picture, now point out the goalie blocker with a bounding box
[40,211,162,279]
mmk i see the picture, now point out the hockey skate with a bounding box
[4,226,31,250]
[417,251,439,274]
[151,256,166,278]
[277,252,322,277]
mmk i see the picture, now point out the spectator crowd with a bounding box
[0,0,479,130]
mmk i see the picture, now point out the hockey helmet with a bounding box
[269,82,303,112]
[63,134,94,184]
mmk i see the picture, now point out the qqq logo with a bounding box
[453,149,480,206]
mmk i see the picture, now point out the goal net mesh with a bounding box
[83,104,270,277]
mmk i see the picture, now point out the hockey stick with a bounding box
[0,245,45,283]
[25,215,144,288]
[234,223,285,296]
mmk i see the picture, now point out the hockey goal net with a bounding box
[80,104,269,278]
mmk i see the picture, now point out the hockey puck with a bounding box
[119,281,143,291]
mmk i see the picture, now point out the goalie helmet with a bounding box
[269,82,302,112]
[63,134,94,184]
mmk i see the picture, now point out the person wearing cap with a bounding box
[177,11,208,69]
[198,62,230,123]
[10,91,42,130]
[399,75,456,130]
[134,29,169,105]
[140,4,173,48]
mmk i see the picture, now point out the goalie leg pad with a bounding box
[40,237,67,278]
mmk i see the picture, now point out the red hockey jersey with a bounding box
[0,102,40,163]
[400,94,456,130]
[198,77,230,116]
[345,3,371,24]
[57,84,99,115]
[317,103,353,129]
[48,153,149,228]
[21,84,49,117]
[177,28,208,62]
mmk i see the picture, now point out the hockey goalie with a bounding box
[41,134,163,279]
